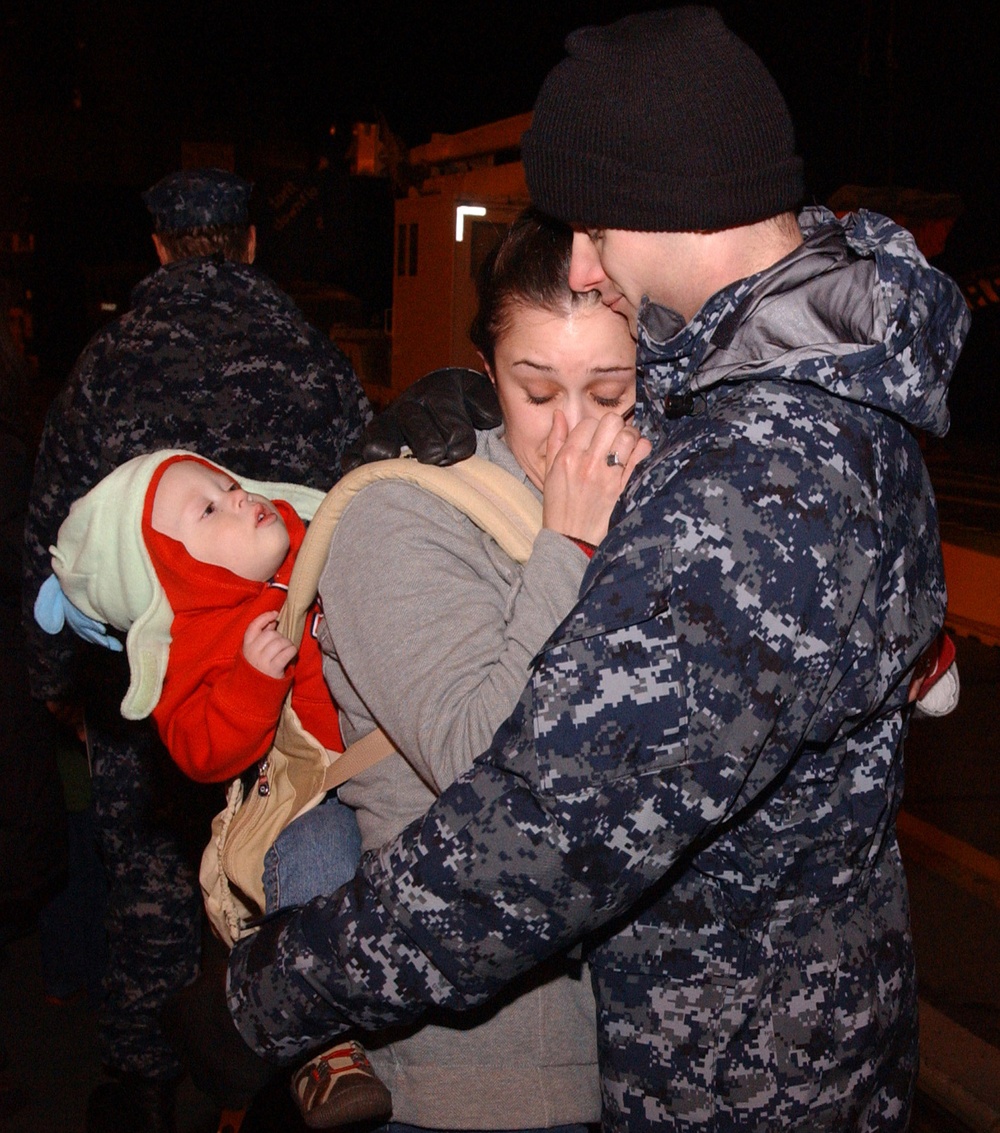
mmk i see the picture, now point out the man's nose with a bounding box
[569,232,605,292]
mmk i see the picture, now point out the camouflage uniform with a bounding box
[24,254,370,1079]
[230,208,969,1131]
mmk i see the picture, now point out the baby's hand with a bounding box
[243,611,298,679]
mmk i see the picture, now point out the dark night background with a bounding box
[2,0,999,442]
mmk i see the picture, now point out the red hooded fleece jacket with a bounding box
[142,455,342,783]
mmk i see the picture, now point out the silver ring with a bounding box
[606,451,622,467]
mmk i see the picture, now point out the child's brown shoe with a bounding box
[290,1040,392,1129]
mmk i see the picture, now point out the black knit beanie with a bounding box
[521,6,803,232]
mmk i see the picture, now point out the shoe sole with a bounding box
[295,1077,392,1129]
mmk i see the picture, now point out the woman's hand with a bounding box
[542,410,651,546]
[242,611,298,679]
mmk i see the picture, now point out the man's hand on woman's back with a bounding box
[341,368,501,473]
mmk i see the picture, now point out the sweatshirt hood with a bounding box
[635,206,970,439]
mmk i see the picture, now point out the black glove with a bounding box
[342,367,501,473]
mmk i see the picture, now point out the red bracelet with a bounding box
[568,537,597,558]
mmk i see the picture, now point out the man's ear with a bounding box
[151,233,171,266]
[246,225,257,264]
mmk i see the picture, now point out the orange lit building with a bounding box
[386,112,532,401]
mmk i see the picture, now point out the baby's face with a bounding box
[151,460,290,582]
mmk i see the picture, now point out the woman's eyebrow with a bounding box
[588,364,636,375]
[510,358,556,372]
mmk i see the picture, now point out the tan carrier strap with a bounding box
[204,454,543,943]
[321,726,396,789]
[277,455,543,645]
[273,455,543,784]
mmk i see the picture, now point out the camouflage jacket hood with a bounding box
[635,206,969,440]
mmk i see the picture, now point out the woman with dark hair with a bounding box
[307,209,649,1133]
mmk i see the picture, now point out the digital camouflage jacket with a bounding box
[230,209,970,1132]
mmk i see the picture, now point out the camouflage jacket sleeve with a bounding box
[22,351,109,702]
[230,536,689,1060]
[228,388,927,1062]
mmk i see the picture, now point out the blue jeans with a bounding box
[262,793,361,912]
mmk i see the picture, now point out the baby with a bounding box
[143,453,340,784]
[36,450,391,1129]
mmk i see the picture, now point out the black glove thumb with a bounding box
[341,368,501,473]
[341,411,407,474]
[455,367,502,430]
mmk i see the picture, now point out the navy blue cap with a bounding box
[142,168,252,232]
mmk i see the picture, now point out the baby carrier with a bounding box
[201,454,544,943]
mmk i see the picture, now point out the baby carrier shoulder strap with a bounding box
[276,455,543,786]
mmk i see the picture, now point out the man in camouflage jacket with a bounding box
[228,11,970,1133]
[23,169,370,1129]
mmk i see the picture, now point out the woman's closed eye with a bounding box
[593,393,626,409]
